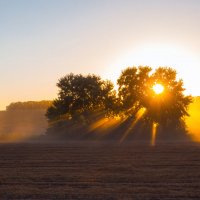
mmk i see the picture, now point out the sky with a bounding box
[1,0,200,110]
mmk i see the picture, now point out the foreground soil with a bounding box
[0,141,200,199]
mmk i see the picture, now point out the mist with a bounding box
[0,101,50,142]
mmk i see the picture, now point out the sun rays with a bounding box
[88,106,160,146]
[120,108,146,143]
[73,78,181,145]
[88,108,148,143]
[46,66,191,145]
[151,122,158,146]
[89,115,121,135]
[119,82,164,144]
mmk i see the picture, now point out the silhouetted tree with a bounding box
[46,73,116,122]
[142,67,192,129]
[46,67,192,140]
[117,66,152,116]
[117,66,192,132]
[118,67,192,133]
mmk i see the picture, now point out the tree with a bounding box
[117,66,152,116]
[142,67,192,129]
[46,73,116,122]
[117,66,192,131]
[46,67,192,140]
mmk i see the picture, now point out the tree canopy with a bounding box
[117,66,152,116]
[117,66,192,129]
[46,73,116,122]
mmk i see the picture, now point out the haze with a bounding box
[1,0,200,110]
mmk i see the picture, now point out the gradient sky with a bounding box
[1,0,200,110]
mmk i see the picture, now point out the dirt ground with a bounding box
[0,141,199,199]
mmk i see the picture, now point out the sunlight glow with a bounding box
[151,122,158,146]
[120,107,146,143]
[89,118,109,132]
[186,100,200,142]
[106,44,200,95]
[89,116,121,134]
[153,84,164,95]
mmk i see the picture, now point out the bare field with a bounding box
[0,142,200,199]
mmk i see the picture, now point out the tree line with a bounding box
[46,66,192,140]
[6,101,52,111]
[0,101,51,142]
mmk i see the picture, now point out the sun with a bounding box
[153,84,164,94]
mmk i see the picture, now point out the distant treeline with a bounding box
[0,95,198,142]
[6,101,52,111]
[0,101,52,142]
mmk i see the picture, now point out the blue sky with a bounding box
[1,0,200,109]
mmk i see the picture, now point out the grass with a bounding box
[0,141,199,199]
